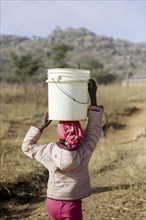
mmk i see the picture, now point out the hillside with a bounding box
[1,27,145,81]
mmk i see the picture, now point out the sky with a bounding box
[1,0,145,43]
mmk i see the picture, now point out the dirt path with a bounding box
[83,103,145,220]
[109,103,145,144]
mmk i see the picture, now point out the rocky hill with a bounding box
[1,27,145,81]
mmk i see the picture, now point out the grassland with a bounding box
[0,82,145,219]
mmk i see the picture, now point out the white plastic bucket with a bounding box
[46,68,90,121]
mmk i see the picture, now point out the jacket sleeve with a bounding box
[22,126,52,163]
[82,106,104,153]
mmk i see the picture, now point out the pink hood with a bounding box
[57,121,83,149]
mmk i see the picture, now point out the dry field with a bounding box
[0,83,145,220]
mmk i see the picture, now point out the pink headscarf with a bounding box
[57,121,83,149]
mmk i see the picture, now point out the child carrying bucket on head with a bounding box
[22,79,104,220]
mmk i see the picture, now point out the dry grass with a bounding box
[97,83,145,127]
[0,82,145,219]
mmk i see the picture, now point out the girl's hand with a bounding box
[88,79,97,106]
[39,111,52,131]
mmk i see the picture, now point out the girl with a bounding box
[22,79,103,220]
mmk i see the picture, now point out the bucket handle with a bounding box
[52,79,89,104]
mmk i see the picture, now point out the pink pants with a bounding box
[46,198,82,220]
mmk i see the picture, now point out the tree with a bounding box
[86,58,103,72]
[81,57,103,74]
[47,43,69,67]
[10,52,41,84]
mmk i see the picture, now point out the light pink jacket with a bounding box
[22,106,103,200]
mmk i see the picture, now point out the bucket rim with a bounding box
[47,68,90,74]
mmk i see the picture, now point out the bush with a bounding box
[94,72,117,84]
